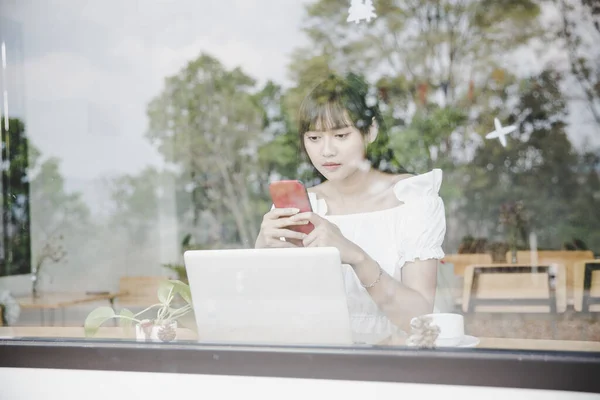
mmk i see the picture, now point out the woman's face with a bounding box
[303,125,368,182]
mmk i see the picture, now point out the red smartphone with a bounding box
[269,180,315,237]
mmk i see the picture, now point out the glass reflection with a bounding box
[0,0,598,352]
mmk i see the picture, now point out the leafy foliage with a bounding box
[1,118,32,276]
[105,1,599,256]
[146,54,266,247]
[84,280,192,337]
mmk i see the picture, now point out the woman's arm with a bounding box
[352,254,437,332]
[291,211,440,332]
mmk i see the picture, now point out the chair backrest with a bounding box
[443,253,493,276]
[462,263,567,313]
[509,250,594,298]
[573,259,600,312]
[117,276,169,306]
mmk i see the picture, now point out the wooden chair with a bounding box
[462,263,567,314]
[0,306,3,327]
[509,250,594,300]
[573,259,600,312]
[443,253,493,277]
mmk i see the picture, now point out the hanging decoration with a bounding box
[347,0,377,24]
[485,117,517,148]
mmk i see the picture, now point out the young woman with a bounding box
[255,74,446,344]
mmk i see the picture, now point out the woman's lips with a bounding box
[323,163,341,171]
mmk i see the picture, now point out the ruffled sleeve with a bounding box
[393,169,446,269]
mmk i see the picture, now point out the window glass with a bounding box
[0,0,599,356]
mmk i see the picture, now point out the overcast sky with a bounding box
[1,0,311,188]
[1,0,598,197]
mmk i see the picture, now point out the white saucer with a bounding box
[438,335,480,348]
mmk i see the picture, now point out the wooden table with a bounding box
[0,326,197,340]
[15,291,127,326]
[461,263,568,313]
[1,327,599,352]
[477,337,600,352]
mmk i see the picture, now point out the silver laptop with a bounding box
[183,247,353,346]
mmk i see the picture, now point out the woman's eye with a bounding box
[335,133,349,139]
[307,136,320,142]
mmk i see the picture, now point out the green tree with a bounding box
[390,105,467,173]
[30,158,90,235]
[29,155,91,282]
[255,81,302,183]
[1,117,32,276]
[559,0,600,126]
[107,167,161,245]
[301,0,542,96]
[568,149,600,253]
[1,117,92,282]
[289,0,546,194]
[462,68,599,252]
[146,53,265,247]
[251,2,551,253]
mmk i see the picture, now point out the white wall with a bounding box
[1,368,596,400]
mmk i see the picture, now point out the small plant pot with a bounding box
[135,320,178,342]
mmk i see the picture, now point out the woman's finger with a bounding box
[265,208,300,220]
[291,212,324,226]
[271,217,310,229]
[269,228,307,241]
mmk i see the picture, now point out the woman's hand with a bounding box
[255,208,310,248]
[291,212,367,265]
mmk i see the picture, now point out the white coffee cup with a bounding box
[422,313,465,347]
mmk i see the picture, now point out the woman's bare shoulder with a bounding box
[390,172,415,184]
[373,171,414,189]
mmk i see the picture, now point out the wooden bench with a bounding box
[573,259,600,312]
[443,254,493,277]
[462,263,567,314]
[510,250,594,300]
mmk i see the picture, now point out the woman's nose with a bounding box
[321,137,337,157]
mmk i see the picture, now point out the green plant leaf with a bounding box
[169,279,192,305]
[84,306,116,337]
[157,280,174,304]
[118,308,135,335]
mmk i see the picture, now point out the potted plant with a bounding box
[84,279,192,342]
[31,231,67,297]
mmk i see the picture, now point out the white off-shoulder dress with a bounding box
[308,169,447,344]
